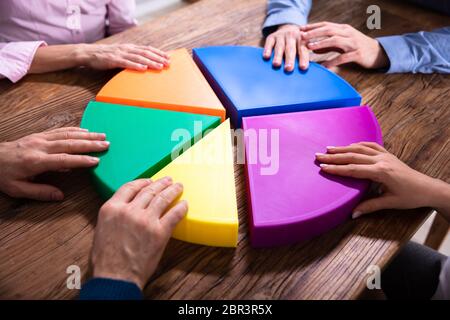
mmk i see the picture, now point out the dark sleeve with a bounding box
[406,0,450,15]
[79,278,143,300]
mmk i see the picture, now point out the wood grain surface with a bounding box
[0,0,449,299]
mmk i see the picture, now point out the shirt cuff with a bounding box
[79,278,143,300]
[262,9,308,37]
[376,35,415,74]
[0,41,47,83]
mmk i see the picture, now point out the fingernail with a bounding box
[80,128,89,131]
[181,200,188,208]
[326,146,335,150]
[352,211,362,219]
[146,179,152,183]
[52,191,64,201]
[319,163,328,168]
[97,133,106,139]
[99,141,110,147]
[315,152,325,157]
[89,157,100,163]
[175,182,184,190]
[163,176,172,183]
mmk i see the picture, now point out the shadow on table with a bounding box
[147,205,426,297]
[0,170,102,226]
[23,67,117,96]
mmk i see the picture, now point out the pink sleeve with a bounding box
[0,41,47,83]
[107,0,138,35]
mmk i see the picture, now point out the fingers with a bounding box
[115,57,149,71]
[302,25,348,41]
[120,53,163,70]
[160,200,188,231]
[352,195,397,218]
[147,182,184,219]
[284,36,297,71]
[316,152,376,165]
[356,142,387,153]
[273,36,285,67]
[132,177,173,209]
[139,45,170,60]
[45,139,109,154]
[263,36,276,59]
[298,43,309,70]
[44,127,88,134]
[39,153,100,172]
[301,22,349,39]
[44,131,106,142]
[317,143,389,182]
[110,179,153,203]
[322,52,358,68]
[115,44,169,70]
[307,36,353,53]
[130,48,169,67]
[10,181,64,201]
[300,22,330,32]
[326,144,381,156]
[319,163,378,180]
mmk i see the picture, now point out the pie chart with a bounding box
[80,46,382,248]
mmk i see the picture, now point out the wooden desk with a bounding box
[0,0,449,299]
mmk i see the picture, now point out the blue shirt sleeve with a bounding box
[377,27,450,74]
[79,278,143,300]
[263,0,312,36]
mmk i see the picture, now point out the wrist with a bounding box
[371,39,389,69]
[278,24,298,30]
[427,178,450,217]
[73,44,90,67]
[92,268,144,290]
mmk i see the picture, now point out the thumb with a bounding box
[322,52,356,68]
[13,181,64,201]
[352,195,396,219]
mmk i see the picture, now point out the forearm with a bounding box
[29,44,87,74]
[428,178,450,222]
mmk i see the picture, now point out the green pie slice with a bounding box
[80,101,221,198]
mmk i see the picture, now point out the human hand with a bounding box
[315,142,445,218]
[301,22,389,69]
[77,43,170,71]
[91,178,188,290]
[0,127,109,201]
[263,24,310,71]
